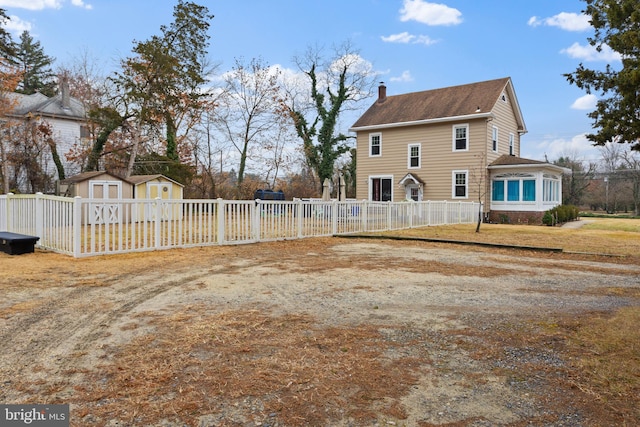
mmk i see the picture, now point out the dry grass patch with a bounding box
[453,307,640,426]
[73,307,425,426]
[569,307,640,421]
[384,218,640,259]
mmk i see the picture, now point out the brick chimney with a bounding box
[60,76,70,110]
[377,82,387,103]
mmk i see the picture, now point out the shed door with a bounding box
[88,180,122,224]
[147,183,173,221]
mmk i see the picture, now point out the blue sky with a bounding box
[1,0,617,163]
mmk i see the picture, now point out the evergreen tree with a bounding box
[116,0,213,161]
[0,9,15,59]
[13,31,56,96]
[565,0,640,150]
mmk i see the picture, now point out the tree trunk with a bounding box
[47,138,65,180]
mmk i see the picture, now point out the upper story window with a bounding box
[408,143,421,168]
[453,124,468,151]
[492,126,498,152]
[369,133,381,157]
[80,125,90,139]
[452,170,468,198]
[509,133,515,155]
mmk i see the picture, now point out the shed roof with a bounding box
[59,171,127,185]
[127,174,184,187]
[350,77,526,132]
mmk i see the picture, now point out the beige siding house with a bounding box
[350,77,568,224]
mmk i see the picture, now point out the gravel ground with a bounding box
[0,237,639,426]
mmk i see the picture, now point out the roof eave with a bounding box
[488,163,572,174]
[350,112,494,132]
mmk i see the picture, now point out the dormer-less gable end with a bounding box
[350,77,526,134]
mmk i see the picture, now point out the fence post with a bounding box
[155,197,162,249]
[459,201,462,223]
[331,200,338,235]
[5,193,14,231]
[73,196,82,257]
[296,198,303,238]
[409,201,414,228]
[216,198,225,244]
[253,200,261,241]
[361,200,368,232]
[34,192,44,240]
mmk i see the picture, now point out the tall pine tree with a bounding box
[565,0,640,150]
[0,9,15,59]
[14,31,56,96]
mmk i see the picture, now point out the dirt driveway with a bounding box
[1,237,639,426]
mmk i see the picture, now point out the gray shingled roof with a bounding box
[6,91,86,121]
[351,77,525,131]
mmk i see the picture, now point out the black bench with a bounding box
[0,232,40,255]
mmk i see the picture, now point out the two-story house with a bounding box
[3,79,88,193]
[350,77,568,224]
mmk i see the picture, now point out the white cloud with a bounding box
[399,0,462,26]
[528,16,541,27]
[528,12,590,31]
[528,133,600,162]
[0,0,91,10]
[70,0,92,10]
[381,32,438,46]
[547,12,591,31]
[0,0,62,10]
[381,32,414,44]
[571,94,597,110]
[561,42,622,62]
[3,14,32,35]
[390,70,413,83]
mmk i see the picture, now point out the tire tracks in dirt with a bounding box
[0,268,210,402]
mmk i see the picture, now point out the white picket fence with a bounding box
[0,193,482,258]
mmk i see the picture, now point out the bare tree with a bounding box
[469,152,488,232]
[619,149,640,216]
[213,57,283,189]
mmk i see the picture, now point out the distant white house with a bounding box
[3,80,88,192]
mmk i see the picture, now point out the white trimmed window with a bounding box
[492,173,536,202]
[543,174,561,202]
[509,133,515,155]
[492,126,498,152]
[408,143,421,169]
[369,133,381,157]
[452,170,468,198]
[453,124,468,151]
